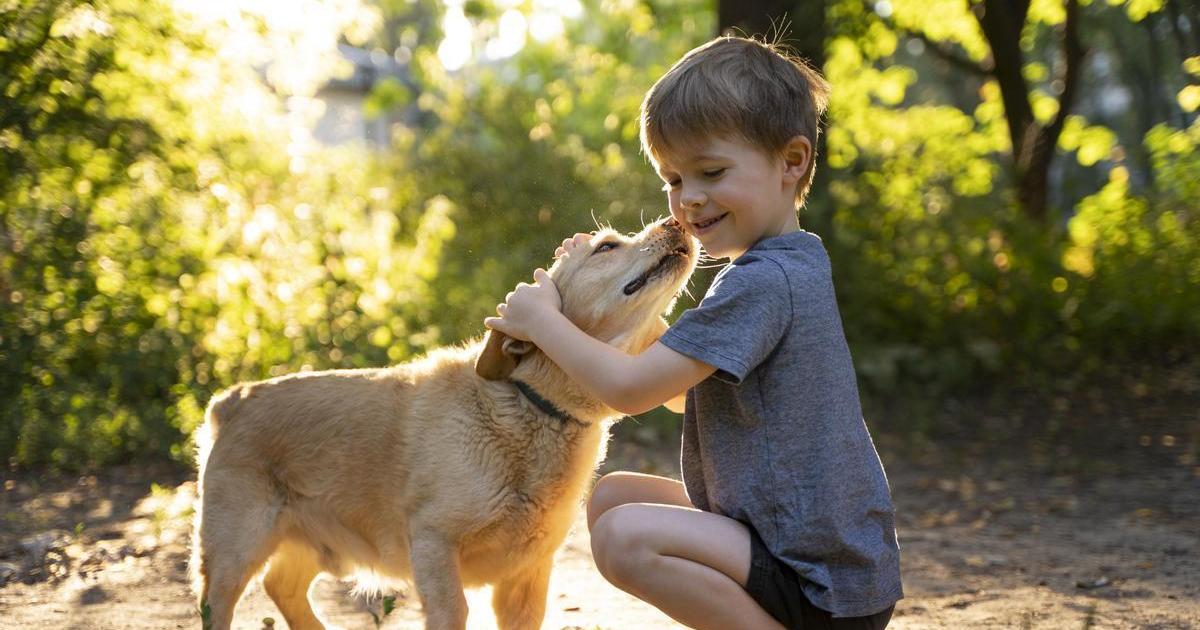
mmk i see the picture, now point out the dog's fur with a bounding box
[190,218,697,630]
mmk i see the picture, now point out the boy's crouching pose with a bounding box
[487,36,902,629]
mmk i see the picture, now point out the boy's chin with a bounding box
[698,240,736,260]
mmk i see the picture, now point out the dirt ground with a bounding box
[2,392,1198,630]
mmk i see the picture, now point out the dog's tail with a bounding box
[193,385,250,490]
[201,384,248,437]
[190,383,248,606]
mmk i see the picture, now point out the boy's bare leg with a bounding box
[587,473,784,630]
[587,472,692,530]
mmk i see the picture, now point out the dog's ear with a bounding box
[475,329,533,380]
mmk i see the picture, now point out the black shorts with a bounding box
[745,526,894,630]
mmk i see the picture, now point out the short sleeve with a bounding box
[659,255,792,384]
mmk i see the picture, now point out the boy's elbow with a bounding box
[663,394,685,414]
[611,399,655,416]
[604,379,658,416]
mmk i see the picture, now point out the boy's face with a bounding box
[654,135,803,260]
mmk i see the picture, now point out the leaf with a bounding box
[1124,0,1165,21]
[1178,85,1200,113]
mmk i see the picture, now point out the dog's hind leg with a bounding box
[409,532,468,630]
[194,470,283,630]
[263,539,325,630]
[492,557,552,630]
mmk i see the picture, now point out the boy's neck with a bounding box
[726,210,800,261]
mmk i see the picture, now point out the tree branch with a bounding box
[862,0,991,76]
[906,27,992,77]
[1039,0,1085,162]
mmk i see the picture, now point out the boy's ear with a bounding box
[475,329,534,380]
[781,135,813,184]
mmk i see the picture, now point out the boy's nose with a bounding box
[679,188,705,209]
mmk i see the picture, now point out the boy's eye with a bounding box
[661,180,681,192]
[593,241,619,253]
[703,168,726,178]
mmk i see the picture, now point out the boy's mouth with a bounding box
[691,213,728,234]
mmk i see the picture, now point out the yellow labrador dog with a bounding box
[190,218,697,630]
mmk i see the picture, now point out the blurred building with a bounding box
[310,45,415,148]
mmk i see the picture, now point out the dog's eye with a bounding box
[593,242,618,254]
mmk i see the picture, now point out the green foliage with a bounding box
[821,0,1198,391]
[1061,122,1200,353]
[1,0,449,469]
[1,0,1195,470]
[396,3,714,343]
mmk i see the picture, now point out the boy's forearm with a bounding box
[525,311,662,415]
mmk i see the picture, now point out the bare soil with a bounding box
[2,388,1198,629]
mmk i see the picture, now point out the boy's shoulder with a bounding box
[723,230,830,286]
[745,229,825,259]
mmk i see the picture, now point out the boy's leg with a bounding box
[586,471,692,531]
[590,502,784,630]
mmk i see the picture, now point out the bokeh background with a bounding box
[2,0,1197,473]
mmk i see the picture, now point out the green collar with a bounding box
[510,379,585,426]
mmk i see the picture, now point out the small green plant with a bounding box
[369,594,397,628]
[150,483,173,539]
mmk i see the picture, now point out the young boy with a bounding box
[484,36,901,629]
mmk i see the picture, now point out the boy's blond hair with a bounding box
[639,36,831,207]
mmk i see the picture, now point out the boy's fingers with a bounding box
[533,268,551,284]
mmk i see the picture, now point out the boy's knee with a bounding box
[586,472,627,531]
[589,505,654,589]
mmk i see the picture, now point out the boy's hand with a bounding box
[484,268,561,343]
[554,232,592,259]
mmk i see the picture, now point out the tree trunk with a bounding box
[974,0,1084,221]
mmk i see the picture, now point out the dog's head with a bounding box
[476,218,698,380]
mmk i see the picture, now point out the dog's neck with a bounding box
[509,351,616,424]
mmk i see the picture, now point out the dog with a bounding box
[190,217,697,629]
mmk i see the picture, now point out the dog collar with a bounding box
[509,379,585,426]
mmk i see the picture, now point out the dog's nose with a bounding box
[662,218,681,230]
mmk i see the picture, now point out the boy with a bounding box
[484,36,901,629]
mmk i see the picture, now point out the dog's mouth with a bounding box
[623,244,691,296]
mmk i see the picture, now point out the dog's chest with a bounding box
[456,481,580,581]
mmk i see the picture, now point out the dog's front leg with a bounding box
[492,555,553,630]
[409,532,468,630]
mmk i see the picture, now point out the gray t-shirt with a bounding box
[659,230,902,618]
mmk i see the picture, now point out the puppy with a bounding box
[190,217,697,630]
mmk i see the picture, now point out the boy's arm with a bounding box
[484,269,713,415]
[663,390,687,413]
[507,307,712,416]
